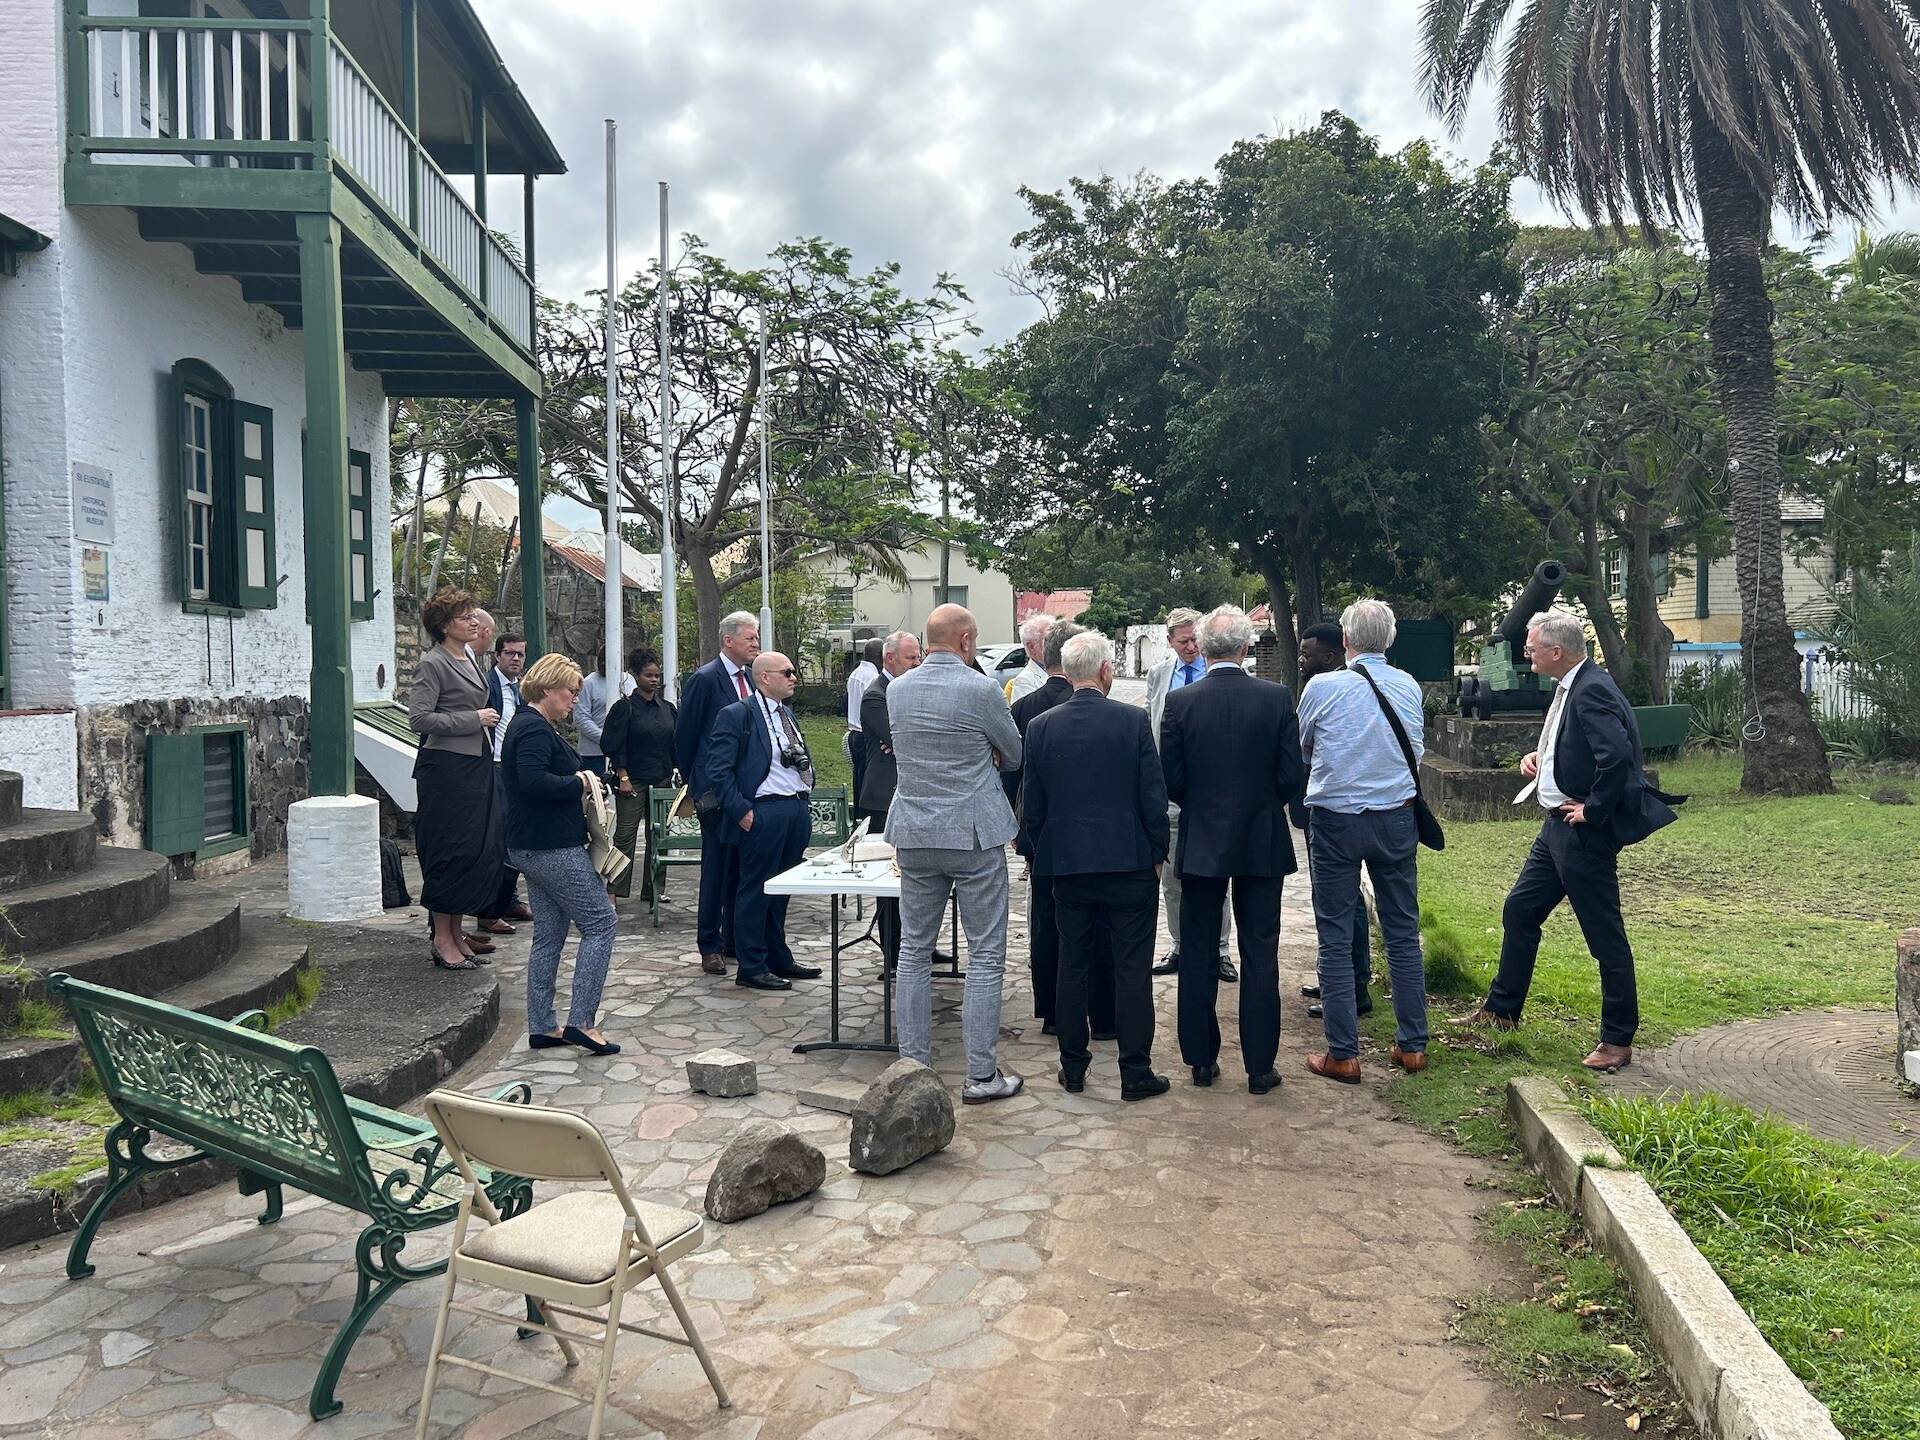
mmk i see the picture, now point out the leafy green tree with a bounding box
[995,522,1260,636]
[1815,535,1920,757]
[1421,2,1920,792]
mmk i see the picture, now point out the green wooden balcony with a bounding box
[63,0,564,397]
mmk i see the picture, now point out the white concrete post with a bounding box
[286,794,382,921]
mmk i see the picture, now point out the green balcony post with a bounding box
[523,171,536,348]
[297,211,356,796]
[309,0,331,166]
[515,392,545,658]
[64,0,89,159]
[472,89,489,306]
[401,0,420,235]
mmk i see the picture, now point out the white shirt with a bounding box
[845,661,878,728]
[1536,661,1584,809]
[490,673,521,761]
[754,695,812,799]
[1007,658,1048,703]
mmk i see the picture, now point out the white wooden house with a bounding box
[0,0,561,906]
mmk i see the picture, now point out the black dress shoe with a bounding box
[1090,1028,1117,1042]
[1248,1070,1283,1095]
[736,972,792,991]
[1057,1068,1085,1094]
[1040,1019,1058,1036]
[1217,957,1238,982]
[933,948,957,965]
[1300,983,1321,999]
[1152,954,1179,976]
[771,963,822,980]
[1122,1074,1171,1102]
[1191,1063,1220,1087]
[1307,1002,1373,1020]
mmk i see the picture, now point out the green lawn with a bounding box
[1376,753,1920,1437]
[797,714,853,798]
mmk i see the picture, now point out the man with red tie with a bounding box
[674,611,761,976]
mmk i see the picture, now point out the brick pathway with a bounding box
[0,867,1569,1439]
[1602,1009,1917,1154]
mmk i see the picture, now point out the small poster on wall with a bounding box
[82,545,110,602]
[72,463,116,545]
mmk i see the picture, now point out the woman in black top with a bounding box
[601,647,677,902]
[500,653,621,1056]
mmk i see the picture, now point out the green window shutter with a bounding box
[146,732,205,856]
[348,448,373,621]
[232,401,277,609]
[1694,549,1711,619]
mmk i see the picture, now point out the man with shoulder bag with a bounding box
[1295,598,1440,1084]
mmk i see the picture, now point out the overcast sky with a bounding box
[473,0,1920,353]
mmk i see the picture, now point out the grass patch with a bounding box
[2,997,71,1042]
[1588,1093,1920,1440]
[27,1154,109,1196]
[797,714,854,797]
[0,1073,111,1130]
[263,964,323,1032]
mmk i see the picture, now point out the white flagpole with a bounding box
[602,119,621,696]
[658,181,679,700]
[758,304,773,648]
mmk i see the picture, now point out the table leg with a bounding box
[829,893,842,1042]
[793,889,899,1056]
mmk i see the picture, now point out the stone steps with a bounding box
[0,772,20,827]
[1,846,173,956]
[14,894,242,1006]
[0,810,100,893]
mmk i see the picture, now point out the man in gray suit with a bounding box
[887,603,1025,1104]
[1146,607,1234,981]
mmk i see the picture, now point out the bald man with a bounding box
[705,651,823,991]
[886,604,1025,1104]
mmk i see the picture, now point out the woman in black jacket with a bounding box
[500,653,621,1056]
[601,647,677,902]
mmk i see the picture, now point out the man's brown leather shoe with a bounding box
[1389,1045,1427,1073]
[700,953,727,976]
[505,903,535,922]
[1305,1053,1362,1085]
[478,918,516,936]
[1463,1006,1519,1032]
[461,933,496,953]
[1582,1043,1632,1072]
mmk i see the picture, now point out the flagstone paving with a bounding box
[0,871,1549,1439]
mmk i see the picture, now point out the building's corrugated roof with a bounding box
[1781,495,1825,522]
[551,545,651,591]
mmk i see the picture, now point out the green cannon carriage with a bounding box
[1458,560,1570,720]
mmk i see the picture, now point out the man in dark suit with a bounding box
[674,611,760,976]
[1024,632,1171,1101]
[704,652,824,992]
[1161,605,1307,1095]
[1472,610,1681,1072]
[857,630,922,968]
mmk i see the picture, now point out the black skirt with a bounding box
[413,749,503,915]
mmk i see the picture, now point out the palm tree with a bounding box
[1422,2,1920,794]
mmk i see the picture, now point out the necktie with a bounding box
[1538,685,1568,799]
[1181,662,1197,687]
[778,705,814,784]
[734,667,750,700]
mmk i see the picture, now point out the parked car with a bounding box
[977,643,1023,673]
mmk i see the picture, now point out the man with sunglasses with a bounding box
[706,652,824,991]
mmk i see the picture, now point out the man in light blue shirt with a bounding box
[1295,598,1430,1083]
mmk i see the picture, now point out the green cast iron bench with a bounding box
[48,972,538,1421]
[646,785,851,926]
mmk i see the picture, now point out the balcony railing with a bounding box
[73,15,536,359]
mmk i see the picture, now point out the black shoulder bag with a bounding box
[1353,666,1445,851]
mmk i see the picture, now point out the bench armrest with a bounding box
[231,1009,270,1032]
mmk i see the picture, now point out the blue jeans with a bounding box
[509,845,617,1034]
[1306,807,1427,1060]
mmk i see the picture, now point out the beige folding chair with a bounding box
[414,1090,731,1439]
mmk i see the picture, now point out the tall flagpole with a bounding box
[757,305,773,649]
[602,119,621,694]
[658,181,679,700]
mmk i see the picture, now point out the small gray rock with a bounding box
[849,1058,955,1176]
[704,1120,826,1223]
[686,1047,759,1097]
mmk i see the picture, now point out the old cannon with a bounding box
[1458,561,1570,720]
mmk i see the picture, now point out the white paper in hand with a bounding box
[1512,778,1538,806]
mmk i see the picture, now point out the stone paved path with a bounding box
[0,868,1548,1439]
[1602,1008,1918,1155]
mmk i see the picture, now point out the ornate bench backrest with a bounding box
[49,973,371,1210]
[649,788,707,855]
[809,787,850,847]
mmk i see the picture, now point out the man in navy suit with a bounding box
[1472,609,1682,1072]
[674,611,760,976]
[704,652,824,992]
[1023,631,1172,1101]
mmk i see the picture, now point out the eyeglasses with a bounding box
[771,667,796,679]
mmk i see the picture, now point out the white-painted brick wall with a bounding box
[286,795,381,921]
[0,712,80,810]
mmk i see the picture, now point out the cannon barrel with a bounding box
[1495,561,1567,647]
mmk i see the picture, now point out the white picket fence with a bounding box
[1668,650,1875,721]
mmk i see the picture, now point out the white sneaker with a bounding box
[962,1070,1024,1105]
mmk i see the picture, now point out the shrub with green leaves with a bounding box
[1818,535,1920,757]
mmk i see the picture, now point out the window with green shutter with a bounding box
[145,727,250,859]
[348,448,374,621]
[170,360,276,614]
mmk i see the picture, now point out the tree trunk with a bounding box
[1694,116,1832,794]
[425,471,463,598]
[1622,500,1673,705]
[1257,556,1299,690]
[686,545,725,665]
[1286,513,1322,643]
[403,454,429,593]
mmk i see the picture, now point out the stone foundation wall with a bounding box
[76,696,309,869]
[1898,928,1920,1086]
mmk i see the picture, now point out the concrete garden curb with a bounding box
[1505,1076,1842,1440]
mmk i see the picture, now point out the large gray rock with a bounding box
[704,1121,825,1223]
[848,1059,955,1176]
[686,1047,758,1098]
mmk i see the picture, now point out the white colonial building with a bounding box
[0,0,561,889]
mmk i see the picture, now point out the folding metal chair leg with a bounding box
[529,1297,580,1366]
[586,1283,627,1440]
[654,1264,732,1408]
[413,1262,460,1438]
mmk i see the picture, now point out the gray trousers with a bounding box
[894,845,1009,1081]
[1162,809,1231,958]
